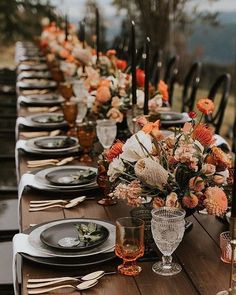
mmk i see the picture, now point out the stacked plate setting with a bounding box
[23,218,116,267]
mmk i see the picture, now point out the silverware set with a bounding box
[27,156,74,168]
[21,129,61,139]
[27,270,116,294]
[29,196,88,212]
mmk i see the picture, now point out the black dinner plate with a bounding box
[21,221,115,268]
[45,167,97,186]
[34,137,77,149]
[40,222,109,251]
[31,114,64,124]
[160,112,183,121]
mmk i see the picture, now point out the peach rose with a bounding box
[197,98,214,115]
[182,193,199,209]
[213,175,225,185]
[96,86,111,103]
[165,192,180,208]
[201,164,216,176]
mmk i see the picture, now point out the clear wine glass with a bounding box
[96,119,117,150]
[151,207,186,276]
[72,80,88,123]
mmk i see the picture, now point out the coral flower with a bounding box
[206,146,232,170]
[106,140,124,162]
[197,98,214,115]
[106,49,116,56]
[96,86,111,103]
[136,116,148,127]
[116,59,127,71]
[182,193,199,209]
[142,119,160,134]
[98,79,111,88]
[189,176,205,192]
[192,123,215,146]
[158,80,169,101]
[59,49,70,59]
[136,69,145,88]
[203,186,228,216]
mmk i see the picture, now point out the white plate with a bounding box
[160,112,191,126]
[18,94,64,106]
[25,136,79,154]
[33,165,97,190]
[23,113,67,128]
[28,218,115,258]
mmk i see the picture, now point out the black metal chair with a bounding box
[151,49,163,88]
[163,55,179,106]
[181,62,202,113]
[205,73,231,134]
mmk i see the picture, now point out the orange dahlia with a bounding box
[158,80,169,101]
[192,123,215,146]
[106,49,116,56]
[196,98,214,115]
[206,146,232,170]
[203,186,228,216]
[136,69,145,88]
[105,140,124,162]
[116,59,127,71]
[182,193,199,209]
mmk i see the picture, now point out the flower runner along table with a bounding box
[16,110,231,295]
[14,44,231,295]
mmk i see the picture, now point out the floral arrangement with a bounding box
[106,98,232,216]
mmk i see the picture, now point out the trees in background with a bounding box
[0,0,58,43]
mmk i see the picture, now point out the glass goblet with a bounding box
[59,82,74,101]
[96,119,117,151]
[115,217,145,276]
[151,207,186,276]
[51,67,64,84]
[77,121,96,163]
[96,159,117,206]
[61,101,78,137]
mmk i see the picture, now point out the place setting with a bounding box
[13,218,116,293]
[17,79,57,90]
[16,113,67,130]
[18,93,64,106]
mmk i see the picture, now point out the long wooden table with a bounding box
[17,104,230,295]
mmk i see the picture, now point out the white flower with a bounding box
[107,157,125,182]
[120,131,153,162]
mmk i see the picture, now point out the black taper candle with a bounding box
[144,37,150,115]
[131,21,137,105]
[65,14,68,41]
[96,8,100,63]
[80,20,85,48]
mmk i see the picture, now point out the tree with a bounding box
[112,0,219,57]
[0,0,58,43]
[84,0,108,51]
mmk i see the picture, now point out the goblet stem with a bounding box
[162,255,173,269]
[118,259,142,276]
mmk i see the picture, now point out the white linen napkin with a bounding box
[12,233,51,295]
[18,174,35,229]
[15,140,27,183]
[15,117,28,140]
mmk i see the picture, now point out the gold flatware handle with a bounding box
[29,204,64,211]
[27,278,78,289]
[28,284,75,294]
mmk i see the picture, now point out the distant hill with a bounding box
[188,12,236,65]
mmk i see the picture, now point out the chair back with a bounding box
[163,55,179,106]
[206,73,231,134]
[181,62,202,112]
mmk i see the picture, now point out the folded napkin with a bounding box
[27,107,50,113]
[15,117,28,140]
[13,233,51,295]
[15,140,28,183]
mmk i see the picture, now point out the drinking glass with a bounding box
[77,121,96,162]
[220,231,236,263]
[96,120,117,150]
[151,207,186,276]
[115,217,144,276]
[61,101,78,136]
[126,107,144,134]
[59,82,74,101]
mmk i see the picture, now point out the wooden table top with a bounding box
[17,95,230,295]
